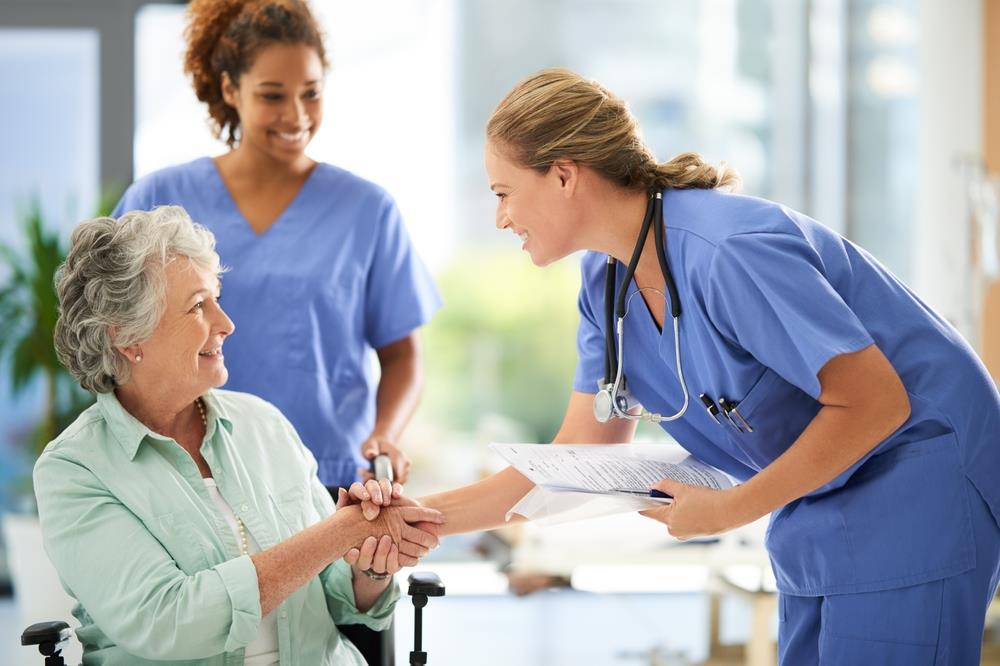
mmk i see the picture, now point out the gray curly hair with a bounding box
[54,206,224,393]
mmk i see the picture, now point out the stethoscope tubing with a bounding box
[602,191,690,423]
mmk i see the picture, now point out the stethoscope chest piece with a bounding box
[594,382,637,422]
[593,387,615,423]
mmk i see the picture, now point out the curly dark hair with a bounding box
[184,0,328,147]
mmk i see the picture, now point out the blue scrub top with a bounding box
[573,187,1000,596]
[114,158,442,487]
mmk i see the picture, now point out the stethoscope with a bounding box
[592,191,691,423]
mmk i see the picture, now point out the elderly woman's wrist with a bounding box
[330,504,370,553]
[353,565,392,582]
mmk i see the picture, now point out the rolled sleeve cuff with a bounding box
[327,560,400,631]
[215,555,262,652]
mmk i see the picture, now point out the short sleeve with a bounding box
[572,260,608,394]
[112,177,158,217]
[705,232,874,399]
[363,197,442,348]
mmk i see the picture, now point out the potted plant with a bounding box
[0,196,114,641]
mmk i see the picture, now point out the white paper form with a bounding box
[490,443,733,494]
[490,443,735,525]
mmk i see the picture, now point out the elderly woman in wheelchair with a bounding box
[32,205,442,665]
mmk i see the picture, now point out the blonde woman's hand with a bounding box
[639,478,738,540]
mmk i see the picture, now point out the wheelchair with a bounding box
[22,571,446,666]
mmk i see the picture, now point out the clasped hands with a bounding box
[336,479,441,579]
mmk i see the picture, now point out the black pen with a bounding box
[610,488,673,500]
[698,393,722,424]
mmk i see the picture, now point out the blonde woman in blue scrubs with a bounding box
[360,69,1000,664]
[115,0,440,491]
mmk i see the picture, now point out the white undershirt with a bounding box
[203,478,279,666]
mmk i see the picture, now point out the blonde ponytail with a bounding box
[487,68,740,192]
[647,152,741,191]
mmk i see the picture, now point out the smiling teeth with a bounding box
[518,232,528,241]
[276,131,308,142]
[199,348,221,356]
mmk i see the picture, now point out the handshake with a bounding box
[335,479,443,580]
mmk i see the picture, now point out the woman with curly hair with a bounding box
[114,0,440,494]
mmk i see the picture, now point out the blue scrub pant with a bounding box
[778,483,1000,665]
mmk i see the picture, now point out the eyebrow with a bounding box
[186,282,222,303]
[490,183,509,192]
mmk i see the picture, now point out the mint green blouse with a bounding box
[33,389,398,665]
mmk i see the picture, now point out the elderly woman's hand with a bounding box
[344,534,401,577]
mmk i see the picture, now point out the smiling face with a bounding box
[222,42,324,164]
[485,141,579,267]
[128,259,234,400]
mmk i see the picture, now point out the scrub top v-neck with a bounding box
[115,157,442,487]
[207,157,321,239]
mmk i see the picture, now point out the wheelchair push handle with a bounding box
[407,571,445,597]
[22,620,71,665]
[21,620,71,647]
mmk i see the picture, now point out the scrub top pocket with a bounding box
[719,367,820,470]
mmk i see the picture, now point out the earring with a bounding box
[134,354,142,362]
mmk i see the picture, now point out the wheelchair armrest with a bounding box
[21,620,71,647]
[407,571,445,597]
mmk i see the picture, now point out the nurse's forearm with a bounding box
[415,392,635,535]
[729,345,910,526]
[419,467,534,536]
[372,334,423,442]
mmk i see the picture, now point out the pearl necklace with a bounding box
[196,397,249,556]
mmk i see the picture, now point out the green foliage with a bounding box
[0,198,109,463]
[421,250,582,442]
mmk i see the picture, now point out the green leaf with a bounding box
[0,196,92,468]
[10,330,39,392]
[0,242,30,285]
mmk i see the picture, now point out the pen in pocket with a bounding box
[718,397,753,433]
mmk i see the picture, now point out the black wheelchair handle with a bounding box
[21,621,71,647]
[407,571,445,597]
